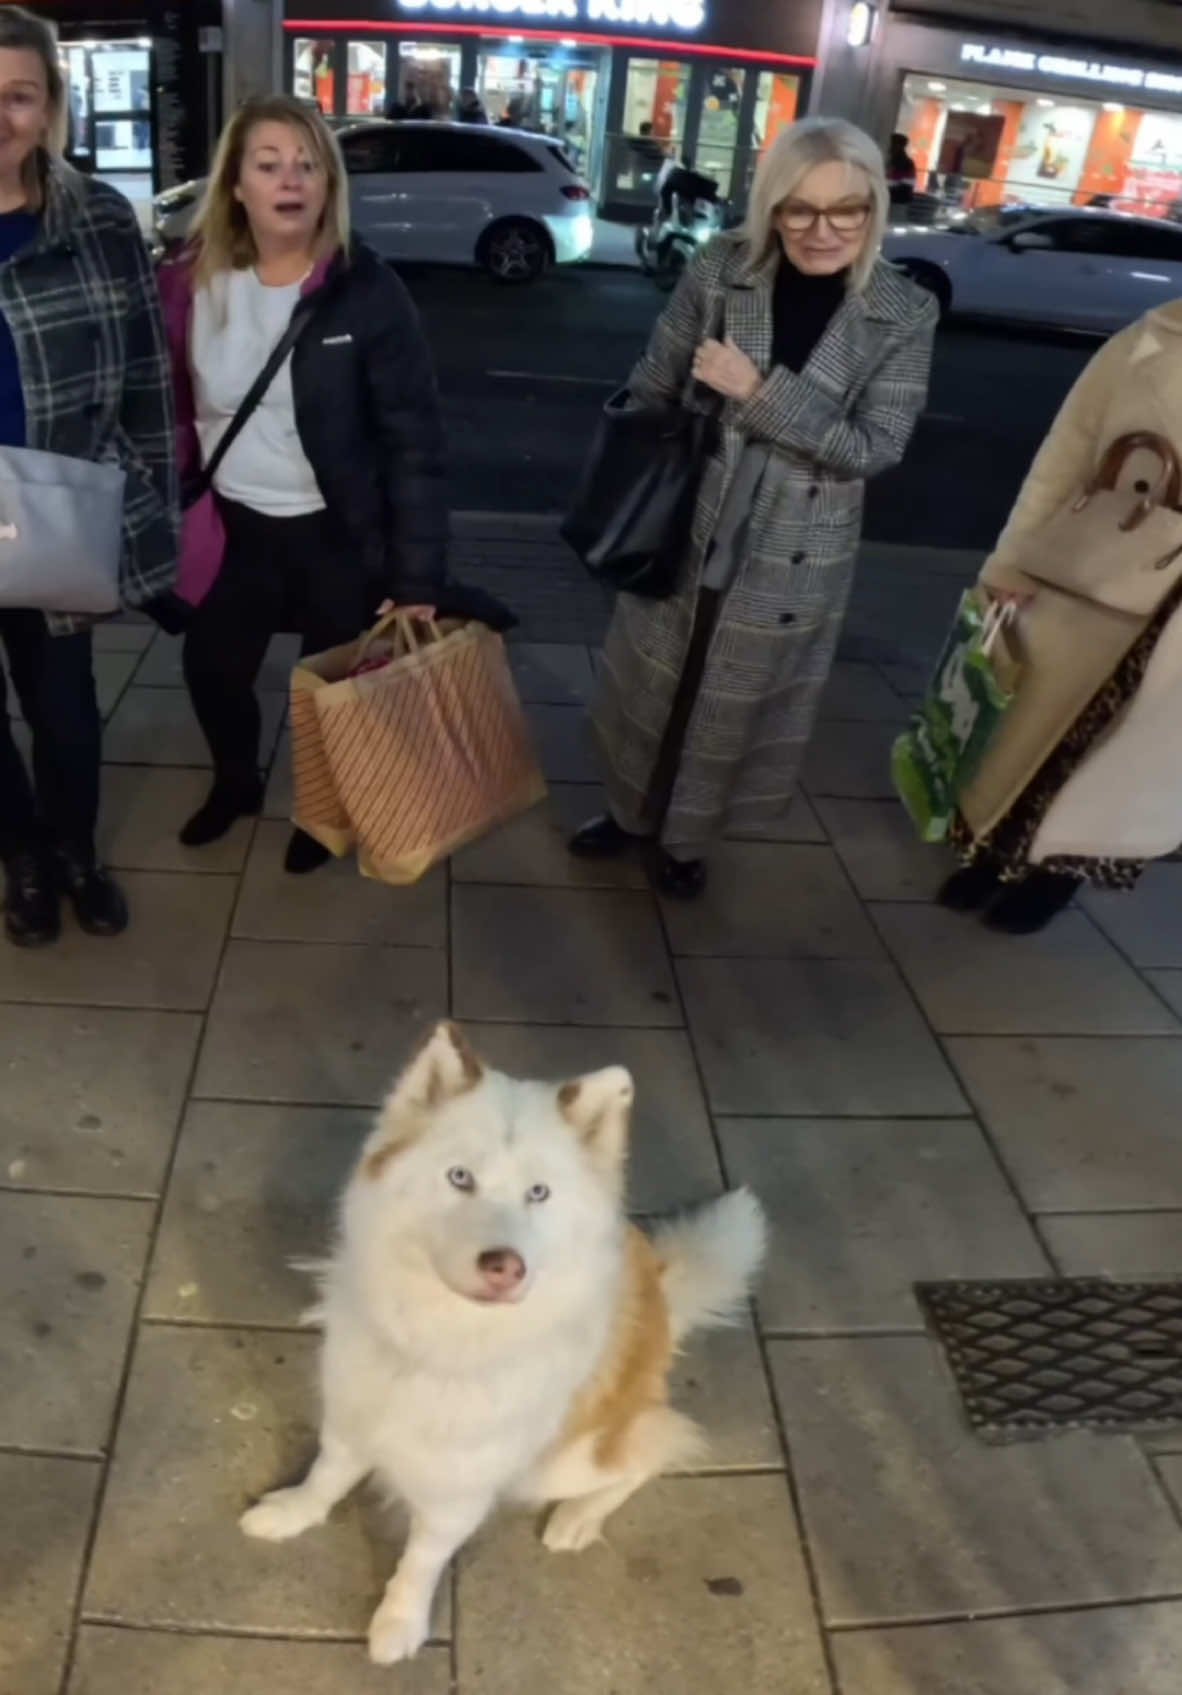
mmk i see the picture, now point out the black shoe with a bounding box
[55,852,129,938]
[568,814,640,860]
[179,774,263,848]
[3,850,60,947]
[983,870,1082,936]
[284,828,332,875]
[938,860,1003,913]
[656,850,708,900]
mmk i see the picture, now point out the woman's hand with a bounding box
[692,337,762,403]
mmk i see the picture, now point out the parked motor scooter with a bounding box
[635,165,725,291]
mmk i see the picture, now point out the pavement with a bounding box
[5,513,1182,1695]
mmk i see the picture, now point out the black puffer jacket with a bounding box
[289,240,447,603]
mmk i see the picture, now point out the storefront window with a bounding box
[62,44,91,161]
[897,71,1182,219]
[293,39,336,115]
[752,72,799,155]
[90,44,150,173]
[347,40,388,117]
[610,58,689,208]
[396,42,460,119]
[695,66,745,199]
[477,41,606,179]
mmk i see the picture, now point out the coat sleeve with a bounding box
[115,203,180,604]
[733,292,939,480]
[627,241,716,406]
[981,323,1132,591]
[359,265,448,596]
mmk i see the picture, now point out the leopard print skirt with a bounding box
[952,577,1182,891]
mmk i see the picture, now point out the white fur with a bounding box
[239,1025,767,1665]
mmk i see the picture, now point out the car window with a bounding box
[1031,216,1182,260]
[396,128,543,174]
[341,129,401,174]
[1111,222,1182,262]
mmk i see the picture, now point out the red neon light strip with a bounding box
[284,17,815,67]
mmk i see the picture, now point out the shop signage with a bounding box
[960,41,1182,99]
[398,0,708,30]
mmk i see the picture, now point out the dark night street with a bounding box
[400,261,1093,548]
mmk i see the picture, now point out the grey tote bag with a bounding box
[0,445,126,614]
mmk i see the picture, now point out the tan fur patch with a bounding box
[557,1080,581,1113]
[559,1226,674,1469]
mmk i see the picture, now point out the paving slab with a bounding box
[93,650,138,718]
[0,1193,152,1452]
[724,788,828,844]
[145,1103,369,1327]
[509,641,596,705]
[452,886,680,1026]
[718,1117,1047,1333]
[523,701,599,783]
[102,687,284,768]
[946,1037,1182,1211]
[84,1327,424,1637]
[0,1005,199,1195]
[69,1629,451,1695]
[92,621,154,653]
[98,765,254,874]
[668,1321,782,1470]
[770,1335,1182,1623]
[1146,970,1182,1018]
[233,821,447,947]
[455,1474,829,1695]
[831,1601,1182,1695]
[873,905,1179,1036]
[460,1023,720,1212]
[1083,865,1182,969]
[660,842,884,960]
[452,783,647,888]
[816,797,953,901]
[678,956,966,1116]
[801,718,900,799]
[0,1453,99,1695]
[265,728,293,820]
[1040,1212,1182,1277]
[195,940,447,1105]
[0,873,235,1012]
[819,660,903,721]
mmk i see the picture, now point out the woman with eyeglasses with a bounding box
[571,116,938,897]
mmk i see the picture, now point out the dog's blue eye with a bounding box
[447,1166,475,1192]
[526,1183,551,1204]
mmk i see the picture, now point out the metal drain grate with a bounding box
[916,1279,1182,1440]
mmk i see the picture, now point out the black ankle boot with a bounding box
[983,870,1082,936]
[54,849,129,938]
[179,773,263,848]
[656,850,708,900]
[938,860,1003,913]
[284,828,332,875]
[568,814,640,860]
[4,850,60,947]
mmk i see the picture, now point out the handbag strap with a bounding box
[193,292,321,500]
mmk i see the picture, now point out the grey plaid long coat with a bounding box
[591,234,937,852]
[0,160,178,635]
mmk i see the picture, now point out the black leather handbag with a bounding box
[560,383,720,600]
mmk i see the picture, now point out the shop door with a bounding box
[478,43,605,180]
[692,63,749,205]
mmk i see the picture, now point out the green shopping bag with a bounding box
[892,588,1021,842]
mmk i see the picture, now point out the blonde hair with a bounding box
[742,116,887,294]
[0,5,68,206]
[188,94,349,287]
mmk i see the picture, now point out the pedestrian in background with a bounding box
[0,5,178,948]
[457,89,488,125]
[572,116,938,897]
[886,131,917,206]
[157,95,448,871]
[939,310,1182,932]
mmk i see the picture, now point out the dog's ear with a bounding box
[557,1066,634,1173]
[364,1023,484,1179]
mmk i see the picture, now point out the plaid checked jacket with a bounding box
[0,160,178,635]
[591,234,938,851]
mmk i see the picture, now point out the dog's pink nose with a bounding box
[477,1247,526,1293]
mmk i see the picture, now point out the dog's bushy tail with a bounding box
[651,1188,767,1346]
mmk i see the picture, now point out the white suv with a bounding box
[153,120,595,284]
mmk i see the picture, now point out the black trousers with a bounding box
[183,500,367,785]
[0,611,100,864]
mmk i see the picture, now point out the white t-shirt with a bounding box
[191,267,325,518]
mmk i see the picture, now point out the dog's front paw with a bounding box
[240,1486,322,1543]
[543,1498,607,1554]
[368,1597,430,1665]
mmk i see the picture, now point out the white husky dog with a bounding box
[240,1022,766,1665]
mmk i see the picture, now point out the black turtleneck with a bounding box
[771,256,848,374]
